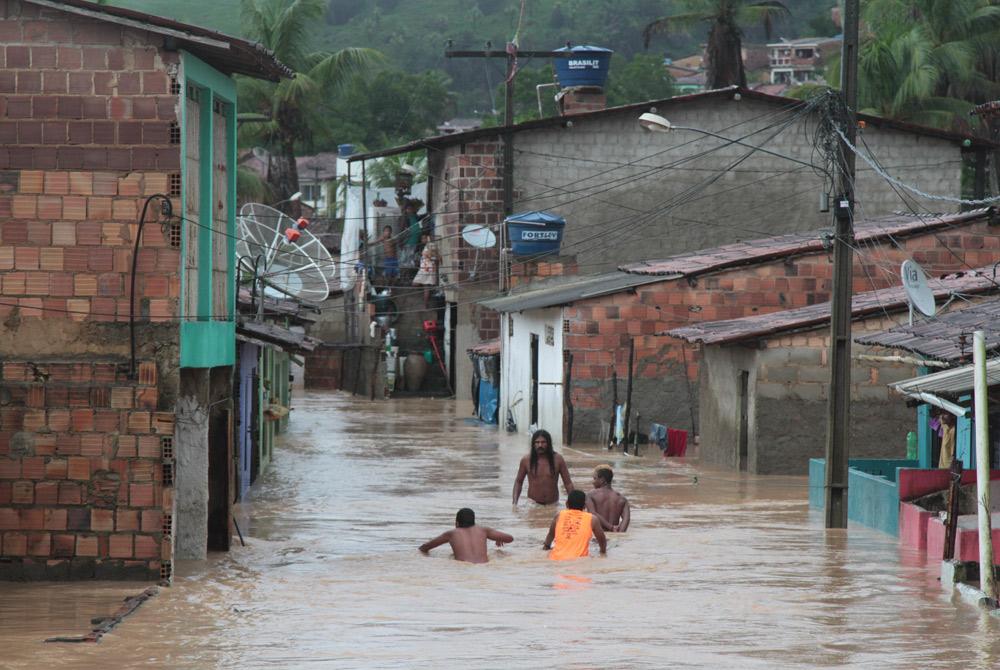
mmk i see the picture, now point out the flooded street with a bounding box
[4,391,1000,669]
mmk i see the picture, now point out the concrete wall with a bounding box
[699,317,920,474]
[0,1,184,580]
[511,96,966,271]
[501,307,564,445]
[698,345,758,470]
[174,368,207,559]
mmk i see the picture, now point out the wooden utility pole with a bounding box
[445,45,572,291]
[824,0,860,529]
[444,46,571,212]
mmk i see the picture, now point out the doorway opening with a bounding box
[530,333,539,427]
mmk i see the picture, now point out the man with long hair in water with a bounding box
[512,429,574,505]
[419,508,513,564]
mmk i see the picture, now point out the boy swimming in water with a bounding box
[419,508,514,564]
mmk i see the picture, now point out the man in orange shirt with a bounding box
[543,490,607,560]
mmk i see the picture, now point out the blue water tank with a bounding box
[554,45,614,88]
[338,143,355,156]
[506,211,566,256]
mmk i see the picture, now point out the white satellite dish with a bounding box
[461,224,497,249]
[901,259,936,323]
[236,203,336,303]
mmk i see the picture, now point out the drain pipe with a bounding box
[130,194,172,379]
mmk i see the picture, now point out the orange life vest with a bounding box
[548,509,593,561]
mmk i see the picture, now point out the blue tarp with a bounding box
[478,379,499,424]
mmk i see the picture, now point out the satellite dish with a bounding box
[236,203,336,303]
[461,224,497,249]
[901,260,936,320]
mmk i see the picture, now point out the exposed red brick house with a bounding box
[0,0,288,581]
[481,209,1000,445]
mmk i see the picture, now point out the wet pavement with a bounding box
[3,391,1000,668]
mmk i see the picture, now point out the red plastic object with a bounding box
[422,320,438,333]
[284,228,301,242]
[296,217,310,229]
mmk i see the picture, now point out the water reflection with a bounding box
[2,392,1000,668]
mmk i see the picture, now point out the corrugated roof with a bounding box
[236,320,321,353]
[854,297,1000,363]
[621,209,995,277]
[479,271,675,313]
[347,86,999,162]
[666,270,999,345]
[25,0,292,81]
[892,358,1000,397]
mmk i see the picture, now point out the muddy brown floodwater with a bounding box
[3,392,1000,669]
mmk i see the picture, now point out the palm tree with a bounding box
[849,0,1000,129]
[238,0,380,204]
[643,0,789,89]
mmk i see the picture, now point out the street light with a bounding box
[274,191,302,208]
[637,112,828,176]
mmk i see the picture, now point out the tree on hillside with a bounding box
[642,0,789,88]
[319,68,455,150]
[238,0,380,203]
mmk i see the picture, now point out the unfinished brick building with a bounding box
[0,0,288,580]
[350,86,996,408]
[481,209,1000,446]
[668,273,998,474]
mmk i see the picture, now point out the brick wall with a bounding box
[304,346,343,390]
[558,89,607,116]
[0,0,182,579]
[0,359,173,579]
[434,140,506,343]
[561,218,1000,439]
[0,2,182,327]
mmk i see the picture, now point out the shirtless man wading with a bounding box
[418,508,514,564]
[512,429,574,505]
[586,465,631,532]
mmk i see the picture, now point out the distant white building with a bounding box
[767,36,842,85]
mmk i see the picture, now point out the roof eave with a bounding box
[347,85,999,162]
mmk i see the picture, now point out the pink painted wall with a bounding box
[899,502,936,552]
[927,517,1000,564]
[897,469,1000,501]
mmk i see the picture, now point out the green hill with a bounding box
[110,0,243,37]
[112,0,838,74]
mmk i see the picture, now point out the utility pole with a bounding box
[445,44,571,291]
[824,0,860,529]
[973,331,999,604]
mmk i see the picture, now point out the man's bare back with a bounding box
[419,508,513,564]
[586,466,630,531]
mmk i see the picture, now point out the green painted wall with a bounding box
[179,51,237,368]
